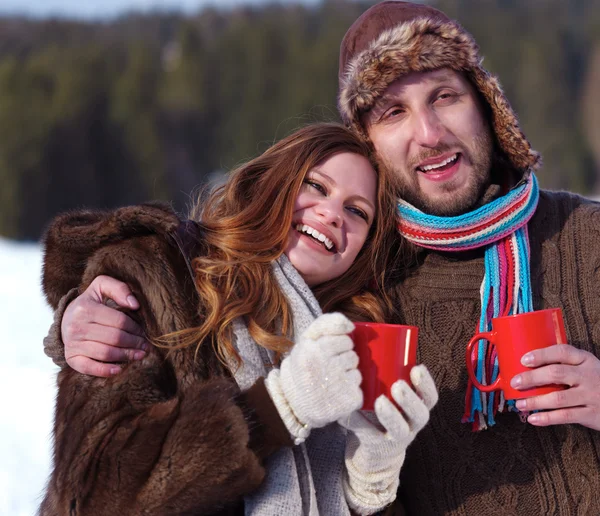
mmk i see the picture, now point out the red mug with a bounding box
[465,308,567,400]
[352,322,418,411]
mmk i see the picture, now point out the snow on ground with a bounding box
[0,238,57,515]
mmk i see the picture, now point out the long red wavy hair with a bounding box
[173,123,399,367]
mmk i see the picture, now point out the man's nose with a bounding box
[412,108,444,148]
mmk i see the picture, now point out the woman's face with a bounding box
[285,151,377,287]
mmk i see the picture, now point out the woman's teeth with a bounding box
[420,153,458,172]
[296,224,334,251]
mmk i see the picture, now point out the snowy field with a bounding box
[0,238,57,515]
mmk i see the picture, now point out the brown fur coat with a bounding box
[39,204,292,516]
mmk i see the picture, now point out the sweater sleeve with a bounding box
[238,376,295,460]
[39,209,289,515]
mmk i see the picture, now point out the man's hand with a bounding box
[62,275,149,377]
[510,344,600,430]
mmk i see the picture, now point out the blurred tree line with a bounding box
[0,0,598,240]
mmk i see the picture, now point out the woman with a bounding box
[40,123,437,516]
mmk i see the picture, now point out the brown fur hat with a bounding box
[338,1,541,173]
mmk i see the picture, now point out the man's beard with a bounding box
[389,132,494,217]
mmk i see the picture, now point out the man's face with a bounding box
[364,68,494,216]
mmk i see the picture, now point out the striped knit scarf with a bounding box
[397,173,540,430]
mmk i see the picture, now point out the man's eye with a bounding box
[384,107,404,119]
[434,92,458,104]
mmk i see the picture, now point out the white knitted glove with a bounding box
[264,313,363,444]
[338,365,438,515]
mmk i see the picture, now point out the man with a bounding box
[336,1,600,514]
[44,1,600,514]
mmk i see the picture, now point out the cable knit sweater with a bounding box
[386,190,600,515]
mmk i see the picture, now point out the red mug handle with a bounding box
[465,331,502,392]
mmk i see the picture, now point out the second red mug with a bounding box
[465,308,567,400]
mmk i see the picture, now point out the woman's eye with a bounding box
[305,180,326,194]
[347,206,369,222]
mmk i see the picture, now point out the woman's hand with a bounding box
[338,365,438,515]
[265,313,363,443]
[61,275,149,376]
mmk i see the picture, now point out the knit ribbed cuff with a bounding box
[264,369,311,445]
[342,460,399,515]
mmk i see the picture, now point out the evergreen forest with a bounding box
[0,0,599,240]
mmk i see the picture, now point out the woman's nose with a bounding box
[317,202,343,227]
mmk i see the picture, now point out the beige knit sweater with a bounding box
[387,190,600,515]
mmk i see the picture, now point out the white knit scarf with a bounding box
[230,255,351,516]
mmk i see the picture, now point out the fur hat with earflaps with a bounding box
[338,0,541,173]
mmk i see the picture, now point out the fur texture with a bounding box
[39,205,291,516]
[338,3,540,173]
[42,203,181,310]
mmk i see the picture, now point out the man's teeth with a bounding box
[296,224,334,250]
[420,154,458,171]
